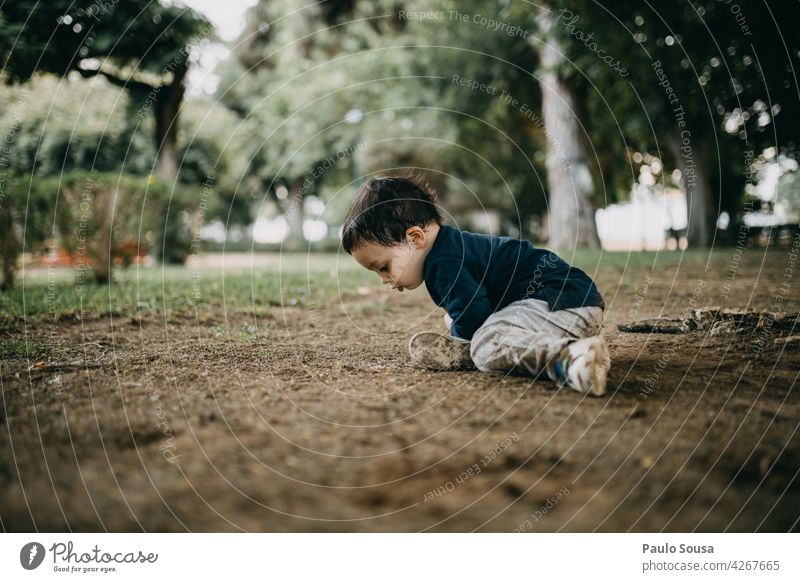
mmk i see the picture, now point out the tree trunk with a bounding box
[152,62,189,264]
[536,13,600,250]
[285,177,306,250]
[0,206,19,290]
[92,186,115,285]
[666,133,714,247]
[153,62,186,183]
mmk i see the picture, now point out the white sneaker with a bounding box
[408,332,475,371]
[548,336,611,396]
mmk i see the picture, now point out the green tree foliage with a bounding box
[0,76,154,176]
[0,72,245,286]
[396,0,548,235]
[0,1,216,287]
[0,0,211,182]
[224,0,551,241]
[548,0,800,245]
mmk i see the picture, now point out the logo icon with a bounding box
[20,542,46,570]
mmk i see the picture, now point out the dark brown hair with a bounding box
[342,174,443,254]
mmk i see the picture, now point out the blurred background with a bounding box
[1,0,799,287]
[3,1,800,534]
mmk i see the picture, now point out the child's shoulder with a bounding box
[445,225,539,254]
[428,225,565,271]
[424,226,515,272]
[439,224,511,244]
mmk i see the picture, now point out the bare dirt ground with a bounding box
[2,250,799,532]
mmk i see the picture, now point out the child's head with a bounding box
[343,175,443,292]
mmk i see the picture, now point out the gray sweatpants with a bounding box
[468,298,604,376]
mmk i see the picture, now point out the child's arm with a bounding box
[428,256,493,340]
[443,312,453,329]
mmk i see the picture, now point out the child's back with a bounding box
[424,223,605,340]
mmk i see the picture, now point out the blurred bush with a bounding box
[1,172,193,286]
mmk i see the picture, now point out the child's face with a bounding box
[351,226,431,292]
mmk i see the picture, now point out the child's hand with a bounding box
[443,312,453,330]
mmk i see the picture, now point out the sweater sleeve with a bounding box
[427,256,494,341]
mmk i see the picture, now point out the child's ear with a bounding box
[405,225,425,248]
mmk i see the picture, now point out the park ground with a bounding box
[1,248,799,532]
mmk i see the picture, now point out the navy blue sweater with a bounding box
[423,224,605,340]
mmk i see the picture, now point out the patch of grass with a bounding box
[2,254,380,329]
[3,247,791,333]
[566,248,699,272]
[0,338,55,360]
[568,246,784,276]
[204,322,271,341]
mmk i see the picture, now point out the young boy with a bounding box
[342,175,611,396]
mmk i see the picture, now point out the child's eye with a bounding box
[379,265,388,272]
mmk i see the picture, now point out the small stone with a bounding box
[709,321,737,336]
[627,404,647,419]
[758,454,772,477]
